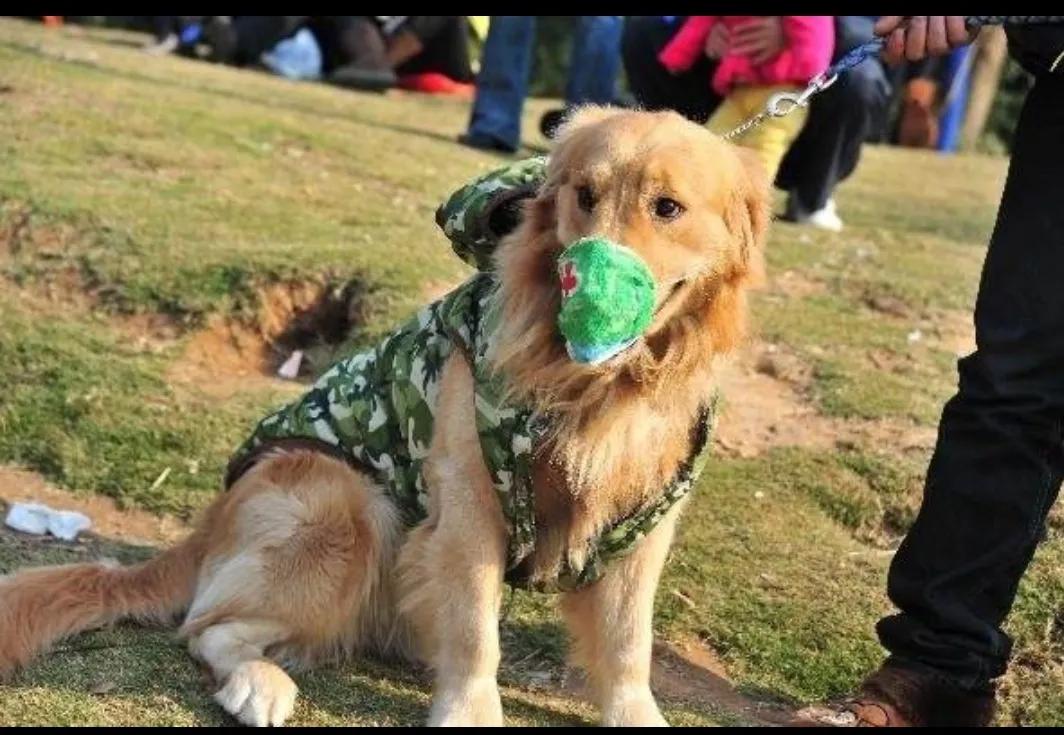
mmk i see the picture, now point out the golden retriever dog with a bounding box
[0,107,769,727]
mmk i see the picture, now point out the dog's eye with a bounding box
[653,197,685,220]
[576,185,595,213]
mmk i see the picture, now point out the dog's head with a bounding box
[542,106,768,313]
[494,106,770,407]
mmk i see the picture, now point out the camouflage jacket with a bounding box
[227,159,717,593]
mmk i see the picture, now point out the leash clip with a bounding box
[766,72,839,117]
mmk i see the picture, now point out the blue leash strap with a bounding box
[824,38,884,79]
[725,15,1064,140]
[826,16,1064,78]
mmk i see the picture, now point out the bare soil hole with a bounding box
[262,278,368,360]
[1,203,372,384]
[169,278,368,396]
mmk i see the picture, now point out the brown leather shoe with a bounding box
[791,699,909,727]
[847,699,912,727]
[796,661,996,727]
[850,660,996,727]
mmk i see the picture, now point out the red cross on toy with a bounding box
[559,260,579,299]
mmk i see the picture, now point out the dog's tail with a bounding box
[0,532,206,678]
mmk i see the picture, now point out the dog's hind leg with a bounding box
[190,619,297,727]
[180,450,403,726]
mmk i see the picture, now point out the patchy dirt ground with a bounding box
[0,466,190,547]
[715,340,938,460]
[650,638,802,726]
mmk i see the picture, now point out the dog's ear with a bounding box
[723,146,771,285]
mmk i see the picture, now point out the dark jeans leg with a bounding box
[776,60,891,212]
[620,16,721,124]
[877,73,1064,691]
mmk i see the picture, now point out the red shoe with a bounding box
[396,72,475,99]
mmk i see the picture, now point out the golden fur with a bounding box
[0,107,769,727]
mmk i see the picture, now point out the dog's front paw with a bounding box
[428,676,504,727]
[602,686,669,727]
[215,660,298,727]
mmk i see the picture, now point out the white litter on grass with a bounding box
[5,502,91,541]
[277,350,305,380]
[148,466,172,493]
[907,329,923,344]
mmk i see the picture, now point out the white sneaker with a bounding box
[804,198,844,232]
[144,34,180,56]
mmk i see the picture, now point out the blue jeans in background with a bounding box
[564,16,623,110]
[464,16,623,151]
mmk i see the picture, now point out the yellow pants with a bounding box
[707,85,808,181]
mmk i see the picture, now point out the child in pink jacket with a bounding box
[659,16,834,180]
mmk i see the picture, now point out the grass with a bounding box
[0,18,1061,726]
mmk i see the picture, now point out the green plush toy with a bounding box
[556,237,657,365]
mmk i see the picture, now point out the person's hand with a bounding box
[704,22,730,60]
[728,16,785,65]
[874,16,979,65]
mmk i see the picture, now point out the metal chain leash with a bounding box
[724,15,1064,141]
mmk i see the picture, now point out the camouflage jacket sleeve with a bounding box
[434,156,548,271]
